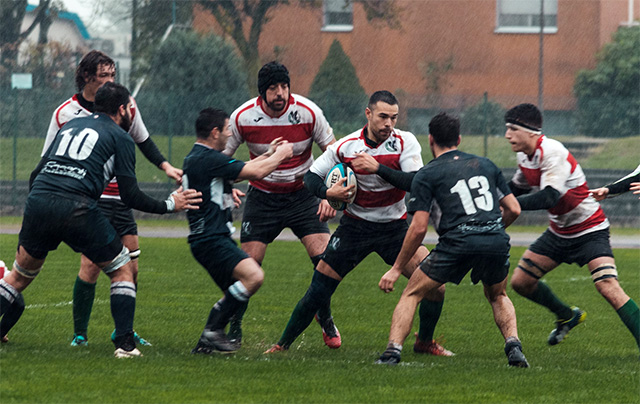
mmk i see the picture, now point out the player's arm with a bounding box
[515,186,560,211]
[237,142,293,181]
[303,170,354,203]
[380,210,429,293]
[42,115,61,157]
[117,176,201,213]
[351,152,415,191]
[499,194,521,227]
[222,113,244,157]
[591,165,640,199]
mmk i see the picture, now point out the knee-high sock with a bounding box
[278,271,340,348]
[206,281,250,332]
[417,298,443,342]
[617,298,640,349]
[526,281,572,320]
[110,281,136,338]
[310,254,333,322]
[1,293,25,338]
[73,276,96,336]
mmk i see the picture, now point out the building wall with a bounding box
[193,0,638,113]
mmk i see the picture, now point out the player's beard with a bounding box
[119,113,132,132]
[266,96,287,112]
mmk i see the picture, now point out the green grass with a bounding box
[2,135,638,181]
[0,234,638,403]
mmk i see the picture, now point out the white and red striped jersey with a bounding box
[511,135,609,238]
[311,127,423,223]
[224,94,334,193]
[42,94,149,200]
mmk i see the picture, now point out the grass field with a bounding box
[1,135,639,182]
[0,234,638,403]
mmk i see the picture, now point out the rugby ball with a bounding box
[324,163,357,211]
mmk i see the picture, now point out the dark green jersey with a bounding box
[182,143,245,243]
[31,113,136,200]
[409,150,512,253]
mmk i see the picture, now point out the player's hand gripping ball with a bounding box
[325,163,357,211]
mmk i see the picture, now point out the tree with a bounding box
[461,97,506,136]
[131,0,195,84]
[420,55,454,108]
[0,0,53,89]
[574,25,640,138]
[196,0,401,93]
[309,39,366,134]
[139,30,249,136]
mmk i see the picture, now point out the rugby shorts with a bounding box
[190,235,250,291]
[321,215,408,279]
[419,248,510,286]
[529,228,613,267]
[240,186,330,244]
[97,197,138,237]
[19,193,123,263]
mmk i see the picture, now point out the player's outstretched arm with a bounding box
[118,176,201,214]
[589,187,609,201]
[238,141,293,180]
[630,182,640,199]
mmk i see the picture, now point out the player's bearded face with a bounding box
[119,102,133,132]
[265,83,289,112]
[366,102,398,144]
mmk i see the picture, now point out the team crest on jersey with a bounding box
[385,139,398,153]
[288,110,301,125]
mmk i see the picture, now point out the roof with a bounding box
[26,4,91,39]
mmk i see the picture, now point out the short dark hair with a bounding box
[257,61,290,97]
[504,103,543,131]
[94,82,130,115]
[75,50,115,92]
[429,112,460,147]
[368,91,398,110]
[195,108,229,139]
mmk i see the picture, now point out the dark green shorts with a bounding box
[19,193,122,263]
[190,235,250,290]
[419,248,510,286]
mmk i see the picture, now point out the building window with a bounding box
[322,0,353,32]
[496,0,558,34]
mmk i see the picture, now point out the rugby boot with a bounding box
[548,307,586,345]
[505,340,529,368]
[315,314,341,349]
[191,329,238,354]
[413,333,455,356]
[113,332,142,358]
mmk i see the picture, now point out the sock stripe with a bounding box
[0,279,18,304]
[110,281,137,298]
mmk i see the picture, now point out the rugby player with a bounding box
[504,103,639,351]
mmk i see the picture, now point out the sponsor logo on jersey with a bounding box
[288,110,301,125]
[254,117,264,122]
[74,109,83,115]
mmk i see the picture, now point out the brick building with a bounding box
[194,0,638,134]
